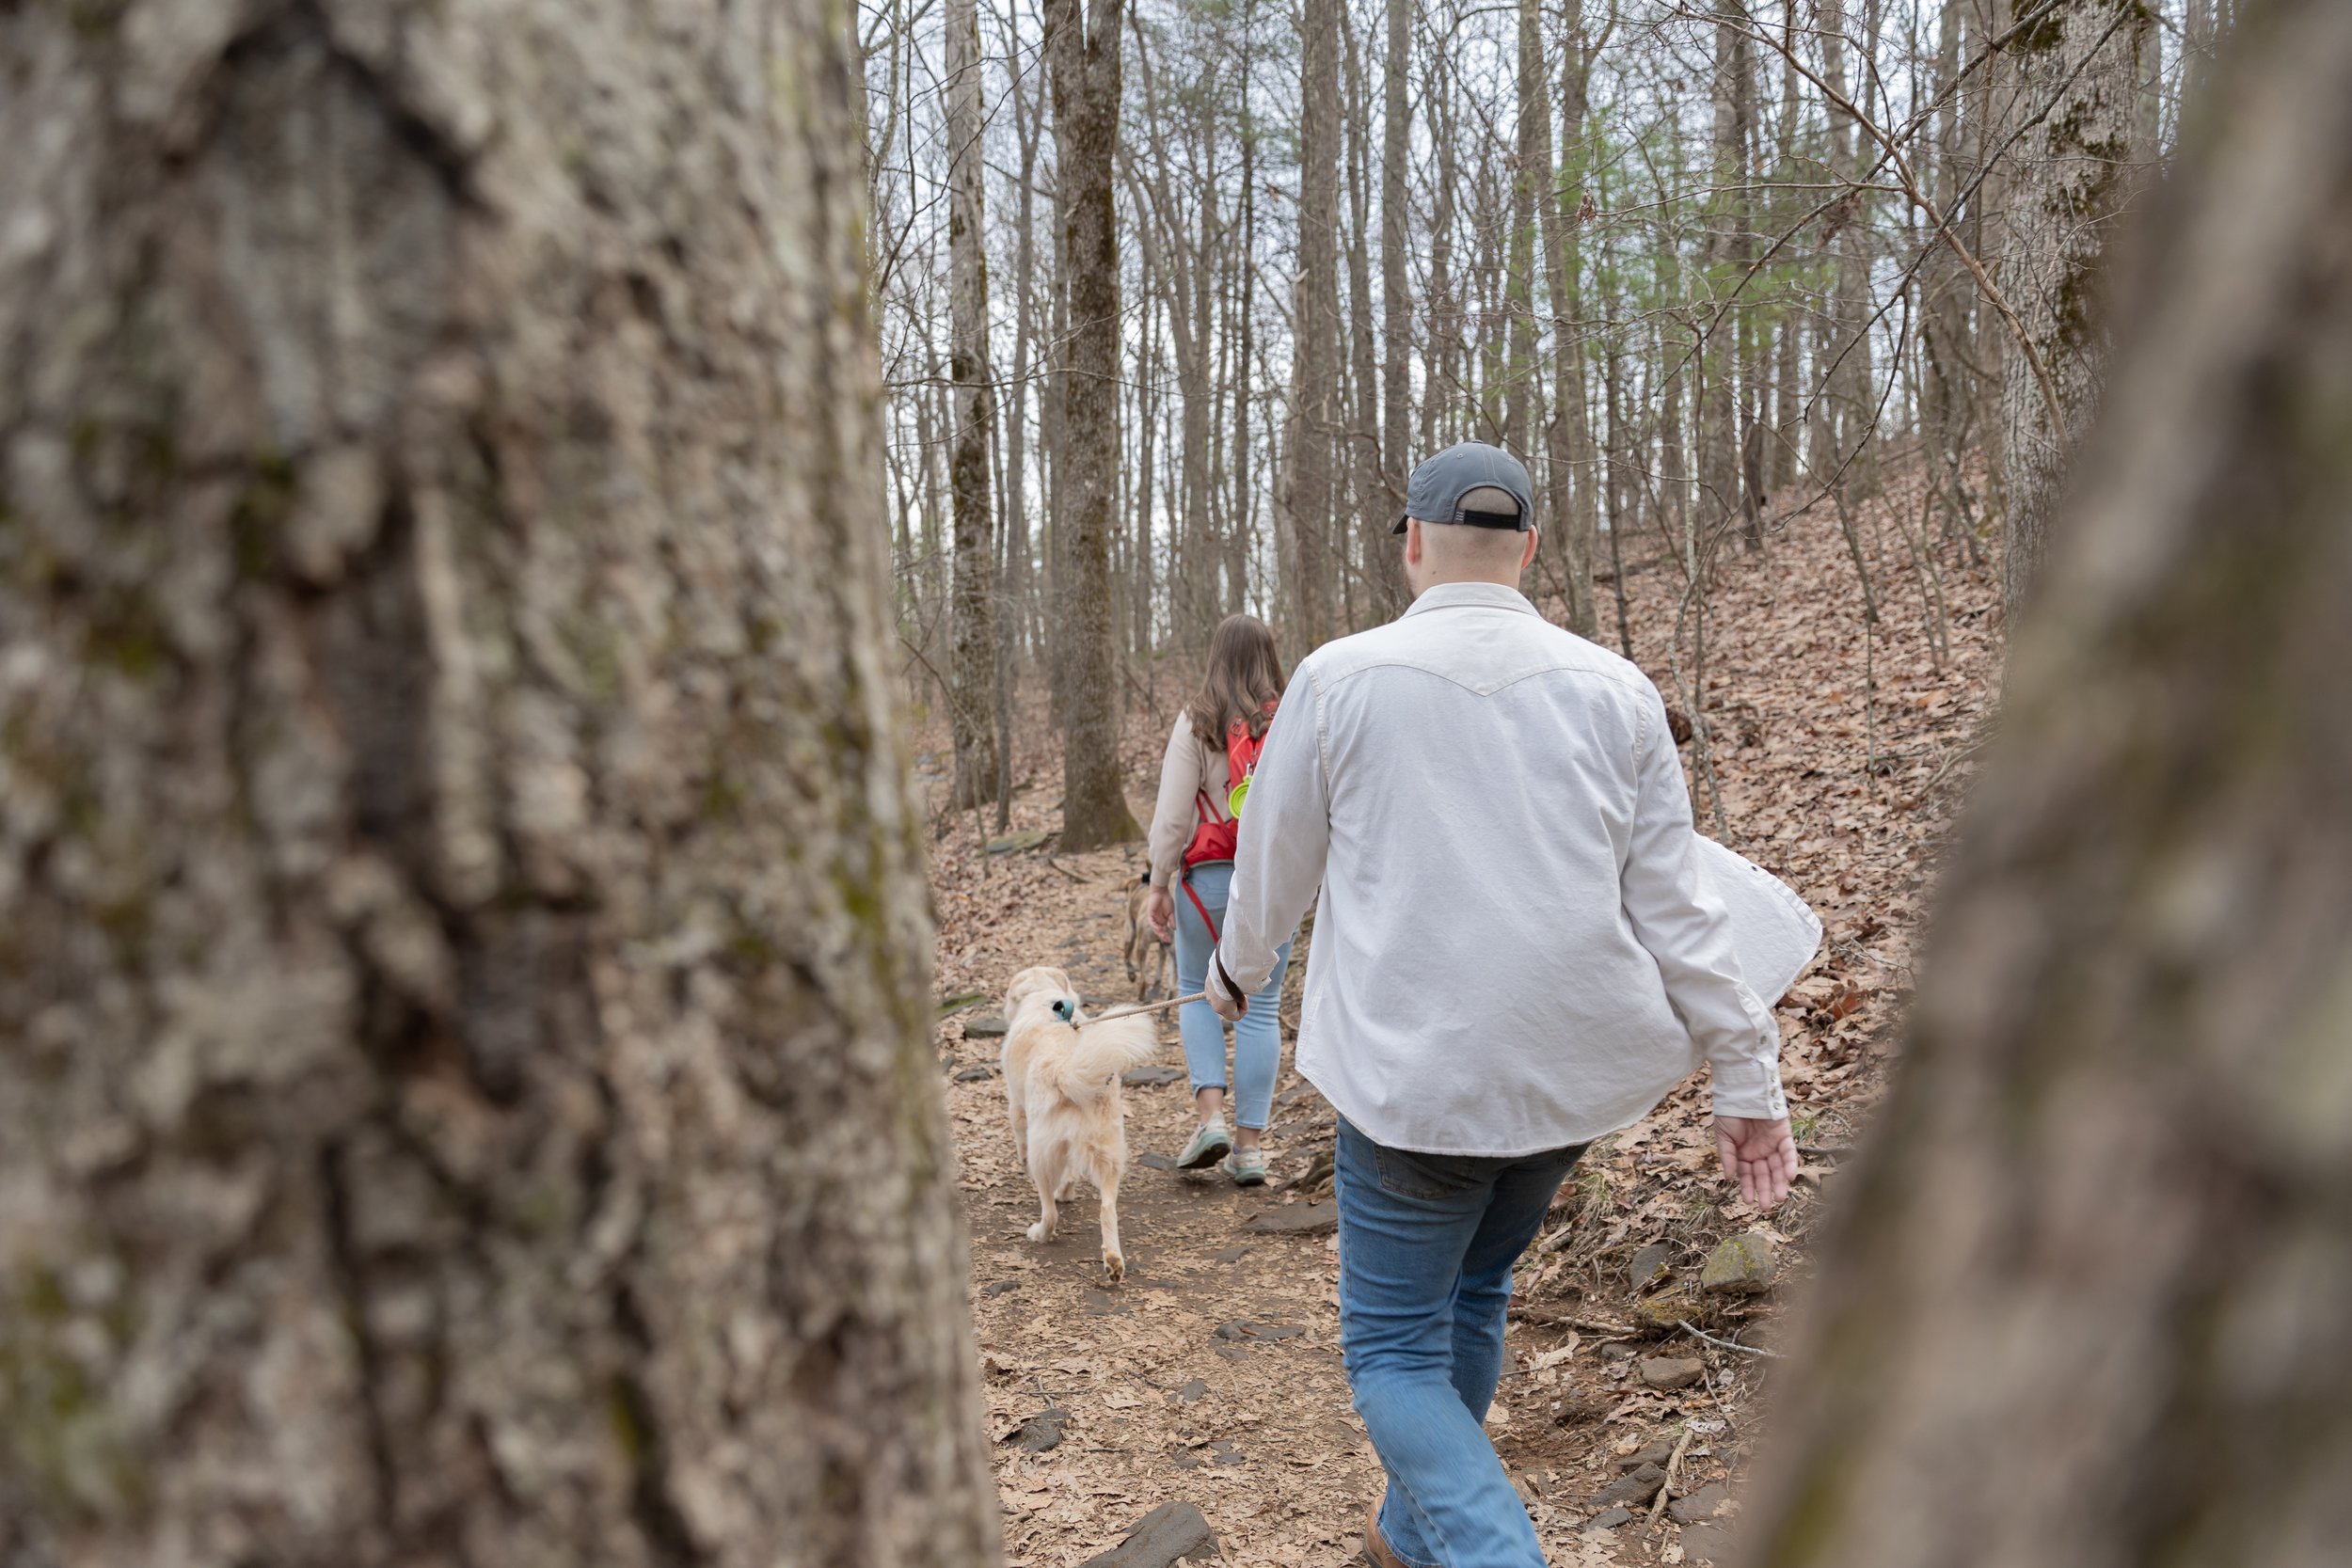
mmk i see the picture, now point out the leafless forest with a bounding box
[869,0,2218,837]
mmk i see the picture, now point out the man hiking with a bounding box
[1205,441,1798,1568]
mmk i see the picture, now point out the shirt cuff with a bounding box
[1708,1050,1790,1122]
[1206,948,1245,1008]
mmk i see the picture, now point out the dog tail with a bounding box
[1049,1014,1162,1104]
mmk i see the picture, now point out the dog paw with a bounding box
[1026,1220,1049,1243]
[1102,1250,1125,1283]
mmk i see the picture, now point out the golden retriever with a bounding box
[1123,874,1170,1000]
[1000,965,1162,1280]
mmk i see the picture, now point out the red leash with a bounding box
[1180,875,1220,943]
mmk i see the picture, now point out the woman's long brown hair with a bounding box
[1186,614,1286,748]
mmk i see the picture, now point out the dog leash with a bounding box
[1066,991,1206,1027]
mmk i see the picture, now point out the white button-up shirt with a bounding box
[1211,582,1789,1156]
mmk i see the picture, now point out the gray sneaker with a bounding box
[1176,1119,1232,1170]
[1223,1147,1268,1186]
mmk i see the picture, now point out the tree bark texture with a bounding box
[1343,11,1403,623]
[1380,0,1413,548]
[1997,0,2142,617]
[1541,5,1597,639]
[1286,0,1342,652]
[1048,0,1141,847]
[1746,4,2352,1563]
[947,0,1003,809]
[0,5,1000,1566]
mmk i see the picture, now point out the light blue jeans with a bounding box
[1336,1117,1588,1568]
[1170,861,1293,1130]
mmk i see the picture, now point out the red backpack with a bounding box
[1182,704,1274,870]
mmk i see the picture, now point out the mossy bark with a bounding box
[0,4,1001,1564]
[1746,3,2352,1562]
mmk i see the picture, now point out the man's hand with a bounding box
[1147,886,1175,943]
[1713,1116,1798,1211]
[1205,961,1248,1022]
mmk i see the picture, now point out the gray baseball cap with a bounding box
[1392,441,1535,533]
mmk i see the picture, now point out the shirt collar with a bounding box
[1401,581,1543,619]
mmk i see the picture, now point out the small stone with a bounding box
[1123,1065,1184,1087]
[1668,1484,1728,1525]
[1241,1202,1337,1236]
[1171,1378,1209,1404]
[1007,1407,1070,1452]
[1700,1231,1778,1295]
[1629,1243,1676,1294]
[961,1015,1009,1038]
[983,1279,1021,1297]
[1681,1522,1735,1562]
[1215,1343,1249,1361]
[1639,1356,1706,1391]
[1254,1323,1306,1340]
[1079,1500,1222,1567]
[985,829,1051,855]
[1617,1438,1677,1470]
[1214,1321,1252,1340]
[1589,1464,1664,1507]
[1583,1506,1634,1532]
[1597,1342,1638,1363]
[1207,1245,1250,1263]
[954,1066,993,1082]
[1136,1151,1180,1171]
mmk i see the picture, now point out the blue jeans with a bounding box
[1336,1117,1587,1568]
[1171,861,1293,1129]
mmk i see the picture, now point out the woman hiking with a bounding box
[1143,614,1298,1185]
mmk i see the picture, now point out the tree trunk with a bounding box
[1287,0,1343,651]
[1380,0,1415,545]
[1820,0,1875,479]
[948,0,1003,809]
[1998,0,2144,617]
[1542,3,1598,638]
[1506,0,1544,463]
[1747,6,2352,1563]
[0,5,1000,1565]
[1344,7,1404,624]
[1699,1,1748,554]
[1231,72,1259,616]
[1048,0,1142,848]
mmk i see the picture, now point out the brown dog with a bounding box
[1123,874,1171,1001]
[999,966,1163,1280]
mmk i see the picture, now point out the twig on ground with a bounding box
[1679,1321,1783,1358]
[1641,1424,1696,1537]
[1508,1306,1637,1338]
[1044,856,1090,882]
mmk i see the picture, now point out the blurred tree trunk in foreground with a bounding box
[0,6,1000,1566]
[1747,3,2352,1563]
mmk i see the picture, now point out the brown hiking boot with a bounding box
[1362,1497,1411,1568]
